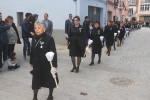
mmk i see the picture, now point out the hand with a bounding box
[30,64,33,68]
[51,67,57,75]
[15,61,18,64]
[30,32,35,36]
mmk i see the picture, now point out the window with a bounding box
[130,0,136,4]
[140,5,150,11]
[145,0,150,3]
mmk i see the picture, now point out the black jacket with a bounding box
[12,23,21,44]
[83,20,89,33]
[104,25,114,39]
[118,28,125,39]
[90,27,104,45]
[65,19,73,34]
[26,22,35,38]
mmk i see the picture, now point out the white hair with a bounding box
[34,22,45,28]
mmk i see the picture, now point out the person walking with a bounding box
[83,16,90,39]
[118,23,125,46]
[33,14,39,25]
[65,14,73,42]
[68,16,86,73]
[112,22,118,50]
[0,12,10,68]
[5,18,18,57]
[30,22,58,100]
[22,13,32,61]
[42,13,53,36]
[104,20,114,56]
[89,21,104,66]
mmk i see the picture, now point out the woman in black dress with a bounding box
[112,22,118,50]
[30,22,58,100]
[68,16,86,73]
[118,23,125,46]
[89,21,104,66]
[104,20,114,56]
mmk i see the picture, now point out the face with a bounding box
[44,14,48,20]
[0,14,2,21]
[7,20,12,26]
[14,54,16,59]
[107,21,111,26]
[69,14,72,19]
[94,23,100,29]
[74,18,79,25]
[86,18,89,21]
[35,17,38,21]
[35,24,46,35]
[120,23,123,27]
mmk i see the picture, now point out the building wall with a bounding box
[80,0,107,27]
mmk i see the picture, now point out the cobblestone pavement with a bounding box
[0,28,150,100]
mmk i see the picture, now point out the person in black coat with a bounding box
[89,21,104,66]
[30,22,58,100]
[65,14,73,38]
[68,16,86,73]
[112,22,118,50]
[83,16,90,39]
[118,23,125,46]
[104,20,114,56]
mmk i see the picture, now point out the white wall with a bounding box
[79,0,107,27]
[1,0,77,30]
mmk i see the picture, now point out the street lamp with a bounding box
[73,0,77,15]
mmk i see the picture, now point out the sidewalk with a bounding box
[0,28,150,100]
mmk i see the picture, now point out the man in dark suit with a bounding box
[65,14,73,41]
[83,16,90,39]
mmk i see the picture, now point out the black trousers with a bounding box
[8,44,15,57]
[0,43,8,68]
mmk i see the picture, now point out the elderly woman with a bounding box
[5,18,18,57]
[30,22,59,100]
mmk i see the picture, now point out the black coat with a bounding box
[68,25,86,57]
[30,33,58,89]
[90,27,104,54]
[83,20,90,33]
[26,22,35,38]
[118,28,125,40]
[104,25,114,46]
[12,23,21,44]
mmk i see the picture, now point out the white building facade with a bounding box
[1,0,107,44]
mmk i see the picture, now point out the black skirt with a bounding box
[92,44,102,54]
[106,37,114,46]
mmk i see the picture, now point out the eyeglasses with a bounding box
[74,20,79,21]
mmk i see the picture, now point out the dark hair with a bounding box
[25,13,32,18]
[85,16,89,19]
[7,15,13,19]
[28,16,36,24]
[10,52,16,59]
[69,14,72,16]
[73,16,80,21]
[5,18,12,23]
[94,21,100,25]
[0,12,1,14]
[44,13,48,16]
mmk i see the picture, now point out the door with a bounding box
[88,6,100,22]
[17,12,23,26]
[144,16,150,21]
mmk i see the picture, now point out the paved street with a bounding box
[0,27,150,100]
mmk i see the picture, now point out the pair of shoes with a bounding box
[89,62,94,66]
[47,96,53,100]
[70,66,76,72]
[75,67,79,73]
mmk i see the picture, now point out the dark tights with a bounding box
[33,88,54,99]
[107,46,111,53]
[91,53,101,62]
[71,56,81,67]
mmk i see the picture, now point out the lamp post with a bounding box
[73,0,77,15]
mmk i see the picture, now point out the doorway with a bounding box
[17,12,23,26]
[88,6,100,22]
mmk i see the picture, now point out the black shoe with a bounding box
[33,98,38,100]
[89,62,94,66]
[98,60,101,64]
[14,65,20,69]
[47,96,53,100]
[75,67,79,73]
[70,66,76,72]
[108,52,110,56]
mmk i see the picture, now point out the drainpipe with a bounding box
[73,0,77,15]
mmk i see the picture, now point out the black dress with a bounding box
[118,28,125,40]
[26,22,35,38]
[30,33,59,89]
[104,25,114,46]
[68,25,86,57]
[90,27,104,54]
